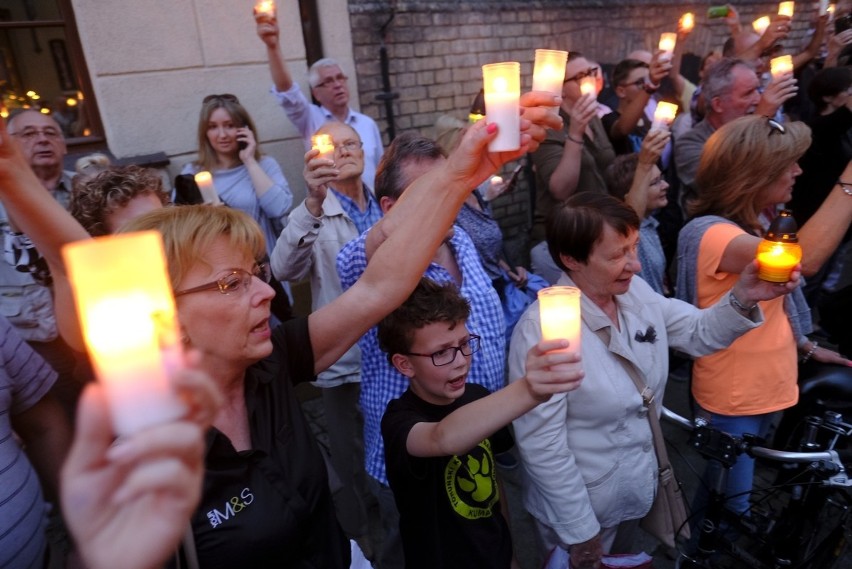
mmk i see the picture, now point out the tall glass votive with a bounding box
[532,49,568,113]
[658,33,677,62]
[778,1,795,17]
[538,286,582,372]
[482,62,521,152]
[770,55,794,79]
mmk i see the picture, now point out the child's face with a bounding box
[397,321,472,406]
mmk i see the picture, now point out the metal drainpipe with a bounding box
[375,11,398,142]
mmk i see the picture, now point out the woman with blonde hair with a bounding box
[677,115,852,515]
[181,94,292,260]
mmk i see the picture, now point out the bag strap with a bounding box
[586,323,673,472]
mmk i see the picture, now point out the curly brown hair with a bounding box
[70,165,170,236]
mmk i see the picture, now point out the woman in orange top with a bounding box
[677,115,852,514]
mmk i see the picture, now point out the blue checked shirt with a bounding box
[337,225,506,484]
[330,187,382,234]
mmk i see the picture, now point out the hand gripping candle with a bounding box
[63,231,186,436]
[482,62,521,152]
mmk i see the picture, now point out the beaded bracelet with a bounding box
[838,179,852,197]
[801,341,819,363]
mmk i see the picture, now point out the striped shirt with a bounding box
[0,316,57,568]
[337,226,505,484]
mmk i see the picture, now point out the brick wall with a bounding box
[347,0,822,265]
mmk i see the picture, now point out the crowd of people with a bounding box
[1,2,851,569]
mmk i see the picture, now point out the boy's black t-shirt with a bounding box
[381,384,514,569]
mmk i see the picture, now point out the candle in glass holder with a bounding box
[778,2,795,17]
[538,286,582,372]
[579,76,597,96]
[756,210,802,282]
[658,33,677,62]
[254,0,275,19]
[679,12,695,32]
[651,101,678,131]
[770,54,794,79]
[532,49,568,113]
[482,62,521,152]
[63,231,186,436]
[753,16,771,34]
[311,134,335,160]
[194,171,221,205]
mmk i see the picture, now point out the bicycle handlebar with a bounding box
[661,407,852,487]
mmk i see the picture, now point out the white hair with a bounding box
[308,58,343,88]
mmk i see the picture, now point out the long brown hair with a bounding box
[195,95,262,171]
[690,116,810,232]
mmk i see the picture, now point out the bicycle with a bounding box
[662,407,852,569]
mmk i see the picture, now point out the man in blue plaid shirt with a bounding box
[337,133,505,568]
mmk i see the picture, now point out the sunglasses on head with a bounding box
[203,93,240,104]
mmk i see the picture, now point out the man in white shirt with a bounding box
[255,12,384,188]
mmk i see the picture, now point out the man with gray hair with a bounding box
[673,57,796,212]
[256,11,383,187]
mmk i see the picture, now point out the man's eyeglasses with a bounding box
[11,127,62,142]
[620,78,646,89]
[314,74,348,89]
[403,335,481,366]
[564,67,599,84]
[174,263,271,297]
[767,118,786,136]
[334,140,363,154]
[203,93,240,104]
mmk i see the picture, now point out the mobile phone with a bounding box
[237,139,248,151]
[503,163,524,194]
[836,14,852,34]
[707,6,730,19]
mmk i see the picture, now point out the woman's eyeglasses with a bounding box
[203,93,240,104]
[174,263,271,297]
[564,67,599,84]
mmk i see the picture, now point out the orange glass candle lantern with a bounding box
[532,49,568,112]
[770,55,794,79]
[194,171,221,205]
[756,210,802,283]
[651,101,678,131]
[311,133,335,160]
[658,33,677,62]
[680,12,695,32]
[538,286,582,371]
[482,62,521,152]
[64,231,186,436]
[778,1,795,17]
[753,16,771,35]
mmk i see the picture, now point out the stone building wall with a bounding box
[347,0,823,265]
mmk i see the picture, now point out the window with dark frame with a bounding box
[0,0,102,146]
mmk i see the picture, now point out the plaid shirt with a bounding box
[337,226,505,484]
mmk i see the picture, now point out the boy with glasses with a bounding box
[378,278,582,568]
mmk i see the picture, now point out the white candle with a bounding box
[533,49,568,114]
[194,171,221,205]
[658,33,677,62]
[770,54,794,79]
[651,101,679,131]
[753,16,771,35]
[778,1,795,17]
[63,231,186,436]
[311,134,335,160]
[579,76,597,96]
[538,286,582,372]
[819,0,829,15]
[482,62,521,152]
[254,0,275,19]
